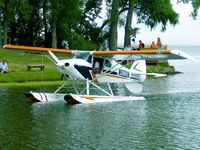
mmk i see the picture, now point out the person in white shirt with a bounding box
[93,60,100,74]
[0,59,8,73]
[62,40,69,49]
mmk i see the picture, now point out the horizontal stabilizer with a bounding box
[132,72,167,77]
[146,73,167,78]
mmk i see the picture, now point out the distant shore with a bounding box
[147,62,177,75]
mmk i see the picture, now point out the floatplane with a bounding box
[3,45,196,104]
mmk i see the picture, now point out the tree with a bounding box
[124,0,135,48]
[49,0,83,48]
[0,0,2,46]
[0,13,2,46]
[71,0,104,48]
[102,0,179,49]
[124,0,179,48]
[1,0,33,45]
[1,0,11,45]
[109,0,119,50]
[191,0,200,18]
[49,0,59,48]
[42,0,50,47]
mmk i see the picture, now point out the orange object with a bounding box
[151,42,157,49]
[3,44,73,54]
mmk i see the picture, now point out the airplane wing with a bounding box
[92,49,197,62]
[3,45,197,61]
[3,44,74,54]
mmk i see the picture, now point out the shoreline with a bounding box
[0,63,177,87]
[0,81,64,87]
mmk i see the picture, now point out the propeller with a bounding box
[48,51,69,79]
[48,51,60,63]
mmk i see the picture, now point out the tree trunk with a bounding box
[50,0,57,48]
[0,18,2,46]
[43,0,48,47]
[109,0,119,50]
[51,22,57,48]
[124,0,135,48]
[3,20,8,45]
[3,0,8,45]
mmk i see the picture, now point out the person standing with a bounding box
[102,39,109,51]
[62,40,69,49]
[156,37,162,48]
[151,41,157,49]
[138,40,145,50]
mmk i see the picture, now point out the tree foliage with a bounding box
[134,0,179,31]
[191,0,200,18]
[0,0,96,49]
[122,0,179,47]
[0,0,182,50]
[178,0,200,19]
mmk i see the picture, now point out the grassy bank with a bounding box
[0,81,64,87]
[147,61,176,74]
[0,47,67,83]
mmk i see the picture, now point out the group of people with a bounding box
[138,37,162,50]
[131,37,162,50]
[150,37,162,49]
[0,59,8,73]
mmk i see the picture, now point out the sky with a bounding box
[116,1,200,46]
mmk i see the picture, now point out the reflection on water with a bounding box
[1,87,200,149]
[0,46,200,149]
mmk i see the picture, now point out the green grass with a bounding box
[0,47,68,83]
[147,61,175,74]
[0,81,64,87]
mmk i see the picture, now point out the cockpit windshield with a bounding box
[74,52,92,63]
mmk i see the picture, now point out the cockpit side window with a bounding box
[92,57,104,73]
[87,55,92,63]
[104,59,112,68]
[74,52,92,63]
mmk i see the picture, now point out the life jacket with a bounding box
[151,43,157,49]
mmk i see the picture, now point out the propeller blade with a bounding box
[48,51,60,63]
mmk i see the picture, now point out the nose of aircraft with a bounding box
[56,62,65,69]
[56,61,70,70]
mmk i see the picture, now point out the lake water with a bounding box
[0,46,200,149]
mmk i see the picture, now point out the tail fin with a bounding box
[130,60,146,82]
